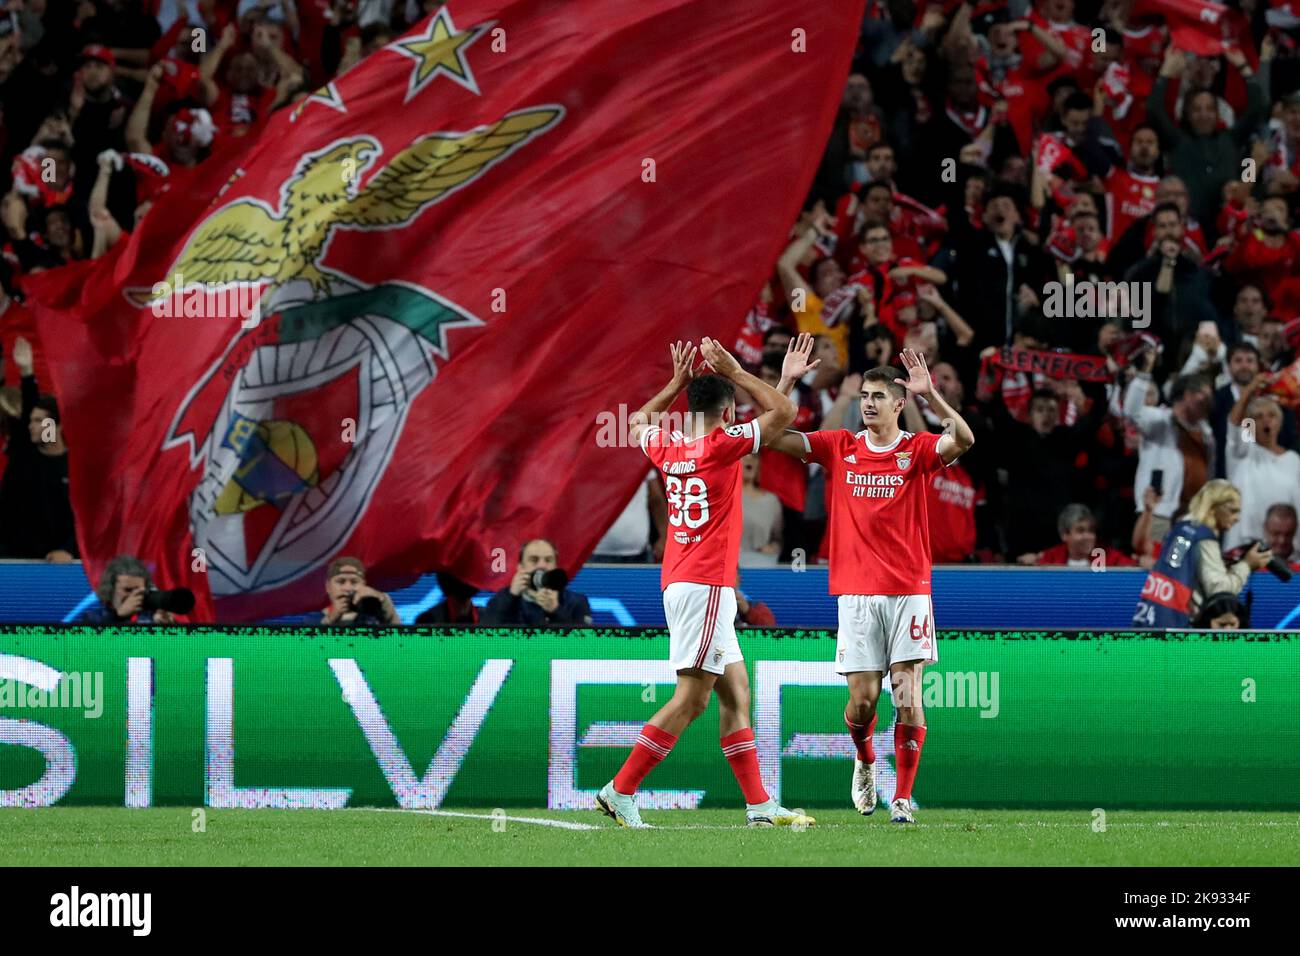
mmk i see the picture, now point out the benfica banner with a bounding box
[994,347,1113,383]
[24,1,863,620]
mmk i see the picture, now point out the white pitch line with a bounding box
[359,807,598,831]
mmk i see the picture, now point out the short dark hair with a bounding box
[687,374,736,415]
[860,180,893,201]
[987,181,1027,213]
[1152,201,1183,221]
[1014,311,1050,344]
[762,326,793,346]
[1170,374,1210,404]
[33,394,60,424]
[1227,342,1260,362]
[1030,388,1060,407]
[865,141,894,159]
[1047,75,1080,98]
[1062,91,1093,114]
[861,366,906,401]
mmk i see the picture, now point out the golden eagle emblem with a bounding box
[130,107,562,308]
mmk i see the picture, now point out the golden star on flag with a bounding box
[392,7,492,102]
[289,83,347,123]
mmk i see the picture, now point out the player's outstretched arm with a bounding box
[896,347,974,465]
[628,340,697,447]
[698,337,796,442]
[776,332,820,396]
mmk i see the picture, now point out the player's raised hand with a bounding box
[782,331,820,382]
[668,340,697,390]
[894,347,933,397]
[699,337,741,378]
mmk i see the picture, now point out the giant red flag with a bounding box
[26,0,864,620]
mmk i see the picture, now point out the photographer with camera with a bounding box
[321,556,398,626]
[483,539,592,626]
[1132,480,1276,629]
[77,555,196,624]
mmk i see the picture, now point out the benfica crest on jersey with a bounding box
[894,450,913,471]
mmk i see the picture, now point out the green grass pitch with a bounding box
[3,808,1298,866]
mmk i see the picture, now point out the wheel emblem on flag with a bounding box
[149,109,564,598]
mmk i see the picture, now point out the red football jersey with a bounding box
[804,428,947,595]
[641,421,761,588]
[926,461,979,564]
[1104,167,1160,240]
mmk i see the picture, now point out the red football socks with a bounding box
[721,728,769,805]
[613,723,677,795]
[845,710,877,764]
[893,723,927,801]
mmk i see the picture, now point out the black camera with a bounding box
[529,568,568,592]
[141,587,196,615]
[1227,541,1292,582]
[351,594,386,619]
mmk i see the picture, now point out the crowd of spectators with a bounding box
[600,0,1300,573]
[4,0,1300,598]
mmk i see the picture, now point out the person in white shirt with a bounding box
[1122,348,1215,541]
[591,470,668,562]
[740,455,782,567]
[1225,382,1300,550]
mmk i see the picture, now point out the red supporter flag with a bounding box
[1132,0,1229,55]
[1031,133,1087,181]
[23,1,863,620]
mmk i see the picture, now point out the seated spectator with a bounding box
[77,555,176,624]
[415,572,480,625]
[1264,504,1300,567]
[321,556,399,626]
[0,338,77,561]
[1019,503,1136,568]
[740,455,782,567]
[483,539,593,625]
[1193,592,1248,630]
[1224,384,1300,550]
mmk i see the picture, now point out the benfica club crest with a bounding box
[140,108,563,598]
[894,450,912,471]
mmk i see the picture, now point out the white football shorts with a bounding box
[835,594,938,674]
[663,582,742,675]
